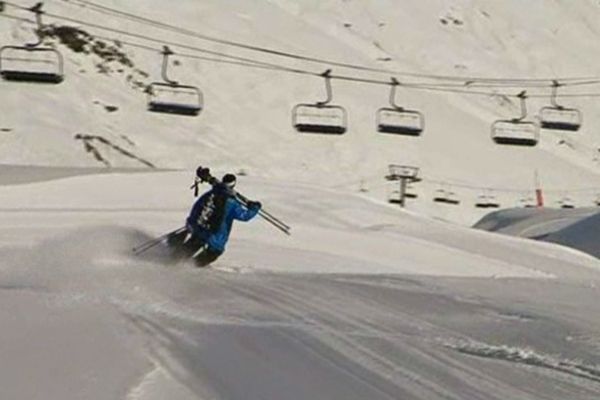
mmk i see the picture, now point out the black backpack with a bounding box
[195,187,230,233]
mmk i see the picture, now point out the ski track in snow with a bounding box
[1,216,599,399]
[444,339,600,384]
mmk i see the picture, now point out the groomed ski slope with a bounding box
[1,169,600,399]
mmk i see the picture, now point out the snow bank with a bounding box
[543,212,600,259]
[474,207,600,259]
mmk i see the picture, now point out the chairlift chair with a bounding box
[148,83,203,116]
[540,81,582,132]
[445,191,460,205]
[147,46,203,116]
[540,107,581,131]
[405,183,418,199]
[487,196,500,208]
[0,4,64,84]
[377,78,424,136]
[0,46,63,83]
[388,190,402,204]
[293,69,347,134]
[293,104,347,134]
[475,194,500,209]
[491,91,538,146]
[475,195,489,208]
[558,197,575,209]
[433,189,460,205]
[518,197,536,208]
[387,189,417,203]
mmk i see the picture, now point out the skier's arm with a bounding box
[232,199,261,222]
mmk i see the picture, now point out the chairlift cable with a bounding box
[0,11,32,23]
[3,1,316,73]
[92,33,314,74]
[0,7,538,96]
[46,0,600,86]
[2,4,504,91]
[6,2,600,99]
[46,0,411,77]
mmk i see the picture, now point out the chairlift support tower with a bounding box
[386,164,420,207]
[0,2,64,84]
[292,69,347,134]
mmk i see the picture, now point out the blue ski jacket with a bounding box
[186,185,260,252]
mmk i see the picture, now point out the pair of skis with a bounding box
[132,226,186,255]
[133,167,290,255]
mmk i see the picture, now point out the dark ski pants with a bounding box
[167,230,223,267]
[193,246,222,267]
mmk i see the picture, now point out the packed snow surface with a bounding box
[1,169,600,399]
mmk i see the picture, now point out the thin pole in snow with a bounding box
[534,169,544,207]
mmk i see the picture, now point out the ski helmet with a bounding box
[222,173,236,188]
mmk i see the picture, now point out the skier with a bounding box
[168,173,261,267]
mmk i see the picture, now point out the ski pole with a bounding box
[132,226,186,255]
[233,192,291,230]
[256,210,291,235]
[232,193,291,235]
[258,209,290,230]
[254,208,291,235]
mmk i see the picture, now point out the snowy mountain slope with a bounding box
[3,0,600,224]
[1,169,600,399]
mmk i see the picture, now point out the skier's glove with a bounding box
[247,201,262,210]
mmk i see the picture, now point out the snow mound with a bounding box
[474,208,600,259]
[543,212,600,259]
